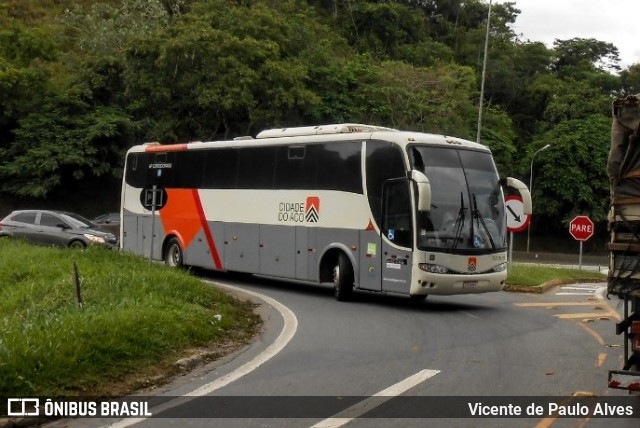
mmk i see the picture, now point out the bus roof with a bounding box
[255,123,397,138]
[129,124,490,154]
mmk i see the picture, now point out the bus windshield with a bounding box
[409,145,506,253]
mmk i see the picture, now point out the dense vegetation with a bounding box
[1,0,639,235]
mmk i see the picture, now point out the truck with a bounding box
[607,93,640,392]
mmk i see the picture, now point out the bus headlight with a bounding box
[419,263,449,274]
[84,234,106,244]
[492,262,507,273]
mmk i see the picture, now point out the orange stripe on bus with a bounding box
[145,143,189,152]
[192,189,223,269]
[159,189,202,249]
[159,189,223,269]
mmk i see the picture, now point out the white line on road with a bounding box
[461,310,480,319]
[556,285,599,296]
[310,369,440,428]
[555,292,597,296]
[106,281,298,428]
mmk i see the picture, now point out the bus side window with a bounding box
[316,142,362,194]
[203,149,239,189]
[237,147,276,189]
[275,145,317,190]
[382,179,413,248]
[125,153,149,188]
[173,151,205,188]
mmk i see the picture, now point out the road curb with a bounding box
[504,278,583,294]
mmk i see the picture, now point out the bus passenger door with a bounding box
[380,179,413,294]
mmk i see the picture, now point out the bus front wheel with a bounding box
[333,253,354,301]
[164,238,184,268]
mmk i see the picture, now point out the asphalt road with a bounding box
[45,273,638,428]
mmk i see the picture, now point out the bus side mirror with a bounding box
[503,177,532,215]
[411,170,431,212]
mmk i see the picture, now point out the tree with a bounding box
[552,37,621,75]
[0,93,134,197]
[0,19,56,145]
[123,0,326,139]
[532,114,610,229]
[619,64,640,95]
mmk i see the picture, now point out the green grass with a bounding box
[0,239,260,397]
[506,263,607,291]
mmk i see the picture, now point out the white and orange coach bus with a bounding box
[120,124,531,301]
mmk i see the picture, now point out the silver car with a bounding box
[0,210,118,249]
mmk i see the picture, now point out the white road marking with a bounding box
[556,284,600,296]
[106,281,298,427]
[310,369,440,428]
[461,310,480,319]
[555,292,597,296]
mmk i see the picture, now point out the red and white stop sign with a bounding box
[569,215,594,241]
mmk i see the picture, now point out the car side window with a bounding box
[12,212,37,225]
[40,213,62,228]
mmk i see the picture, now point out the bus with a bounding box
[120,124,531,301]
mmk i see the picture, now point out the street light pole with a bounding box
[476,0,492,144]
[527,144,551,252]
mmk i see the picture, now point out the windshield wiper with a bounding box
[452,192,466,251]
[472,194,496,250]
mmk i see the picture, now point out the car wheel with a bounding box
[333,253,354,301]
[68,240,86,249]
[164,237,183,268]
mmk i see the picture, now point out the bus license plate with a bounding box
[463,281,478,289]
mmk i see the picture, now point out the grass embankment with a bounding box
[0,240,260,397]
[506,263,607,292]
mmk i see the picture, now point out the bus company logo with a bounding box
[467,257,477,272]
[305,197,320,222]
[277,197,320,223]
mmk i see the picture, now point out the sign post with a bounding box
[569,215,595,270]
[506,195,531,265]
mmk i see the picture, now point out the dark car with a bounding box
[0,210,118,249]
[92,212,121,236]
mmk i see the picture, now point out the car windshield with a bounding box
[409,145,507,253]
[59,213,96,229]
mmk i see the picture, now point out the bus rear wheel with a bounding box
[164,238,183,268]
[333,253,354,301]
